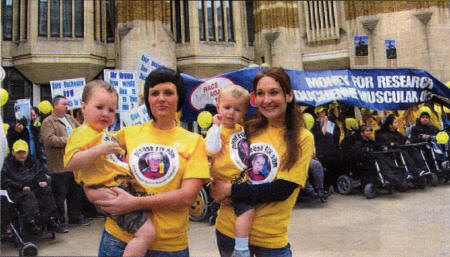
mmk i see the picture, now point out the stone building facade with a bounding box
[1,0,449,122]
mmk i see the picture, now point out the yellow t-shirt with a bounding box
[104,121,210,251]
[64,124,132,187]
[207,124,249,183]
[215,126,314,248]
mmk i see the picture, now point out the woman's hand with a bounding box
[94,187,138,215]
[210,180,232,203]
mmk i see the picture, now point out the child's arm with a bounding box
[205,124,221,154]
[65,141,123,171]
[84,186,118,203]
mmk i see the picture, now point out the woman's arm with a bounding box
[94,178,204,215]
[211,179,298,205]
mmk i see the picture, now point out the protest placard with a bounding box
[50,78,85,110]
[120,104,151,126]
[104,70,139,113]
[14,99,31,124]
[136,52,165,82]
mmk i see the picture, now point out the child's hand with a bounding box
[98,141,123,155]
[213,114,222,126]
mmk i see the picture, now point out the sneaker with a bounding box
[55,224,69,233]
[231,249,250,257]
[406,174,413,180]
[68,217,91,227]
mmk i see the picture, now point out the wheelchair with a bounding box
[1,190,57,256]
[336,149,410,199]
[189,183,220,226]
[403,137,450,185]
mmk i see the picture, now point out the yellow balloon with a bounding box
[38,100,53,115]
[197,111,213,129]
[345,118,358,131]
[0,88,8,106]
[436,131,449,144]
[3,123,9,134]
[314,106,324,115]
[303,113,314,130]
[446,81,450,88]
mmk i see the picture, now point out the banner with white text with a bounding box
[180,68,450,122]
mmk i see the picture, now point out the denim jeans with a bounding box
[98,230,189,257]
[216,230,292,257]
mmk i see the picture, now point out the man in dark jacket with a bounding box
[1,140,60,234]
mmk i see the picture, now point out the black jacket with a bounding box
[410,121,439,143]
[1,154,48,195]
[7,122,45,162]
[311,120,340,159]
[375,129,407,149]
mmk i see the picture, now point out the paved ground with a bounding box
[1,184,449,257]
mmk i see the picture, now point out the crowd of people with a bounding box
[0,66,448,257]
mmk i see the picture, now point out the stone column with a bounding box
[361,16,379,67]
[414,9,433,71]
[115,0,176,70]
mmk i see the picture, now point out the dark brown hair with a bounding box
[82,80,118,103]
[245,67,304,171]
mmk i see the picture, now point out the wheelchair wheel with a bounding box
[19,242,38,256]
[189,187,208,222]
[364,183,376,199]
[396,182,409,192]
[208,215,216,226]
[336,175,352,195]
[426,173,438,187]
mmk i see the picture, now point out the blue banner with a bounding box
[180,68,449,122]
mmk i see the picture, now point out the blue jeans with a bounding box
[98,230,189,257]
[216,230,292,257]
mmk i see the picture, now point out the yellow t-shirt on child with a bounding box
[207,124,249,183]
[64,124,136,188]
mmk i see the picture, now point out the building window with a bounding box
[39,0,84,38]
[2,0,13,41]
[198,1,205,41]
[105,0,114,42]
[245,0,253,46]
[198,0,234,42]
[304,1,339,42]
[206,0,215,41]
[172,0,190,43]
[183,0,190,42]
[38,0,47,36]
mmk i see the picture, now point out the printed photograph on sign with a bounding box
[189,77,234,111]
[138,152,170,180]
[354,35,368,56]
[248,153,270,182]
[385,39,397,59]
[14,99,31,125]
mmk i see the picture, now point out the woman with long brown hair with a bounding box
[211,67,314,257]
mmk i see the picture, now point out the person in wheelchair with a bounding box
[1,139,61,235]
[375,114,428,179]
[353,125,404,186]
[411,109,448,170]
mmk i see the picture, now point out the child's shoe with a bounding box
[231,249,250,257]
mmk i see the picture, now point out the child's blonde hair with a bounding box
[82,80,118,103]
[218,84,250,106]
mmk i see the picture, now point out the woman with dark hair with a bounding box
[376,114,427,179]
[86,67,209,256]
[211,67,314,257]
